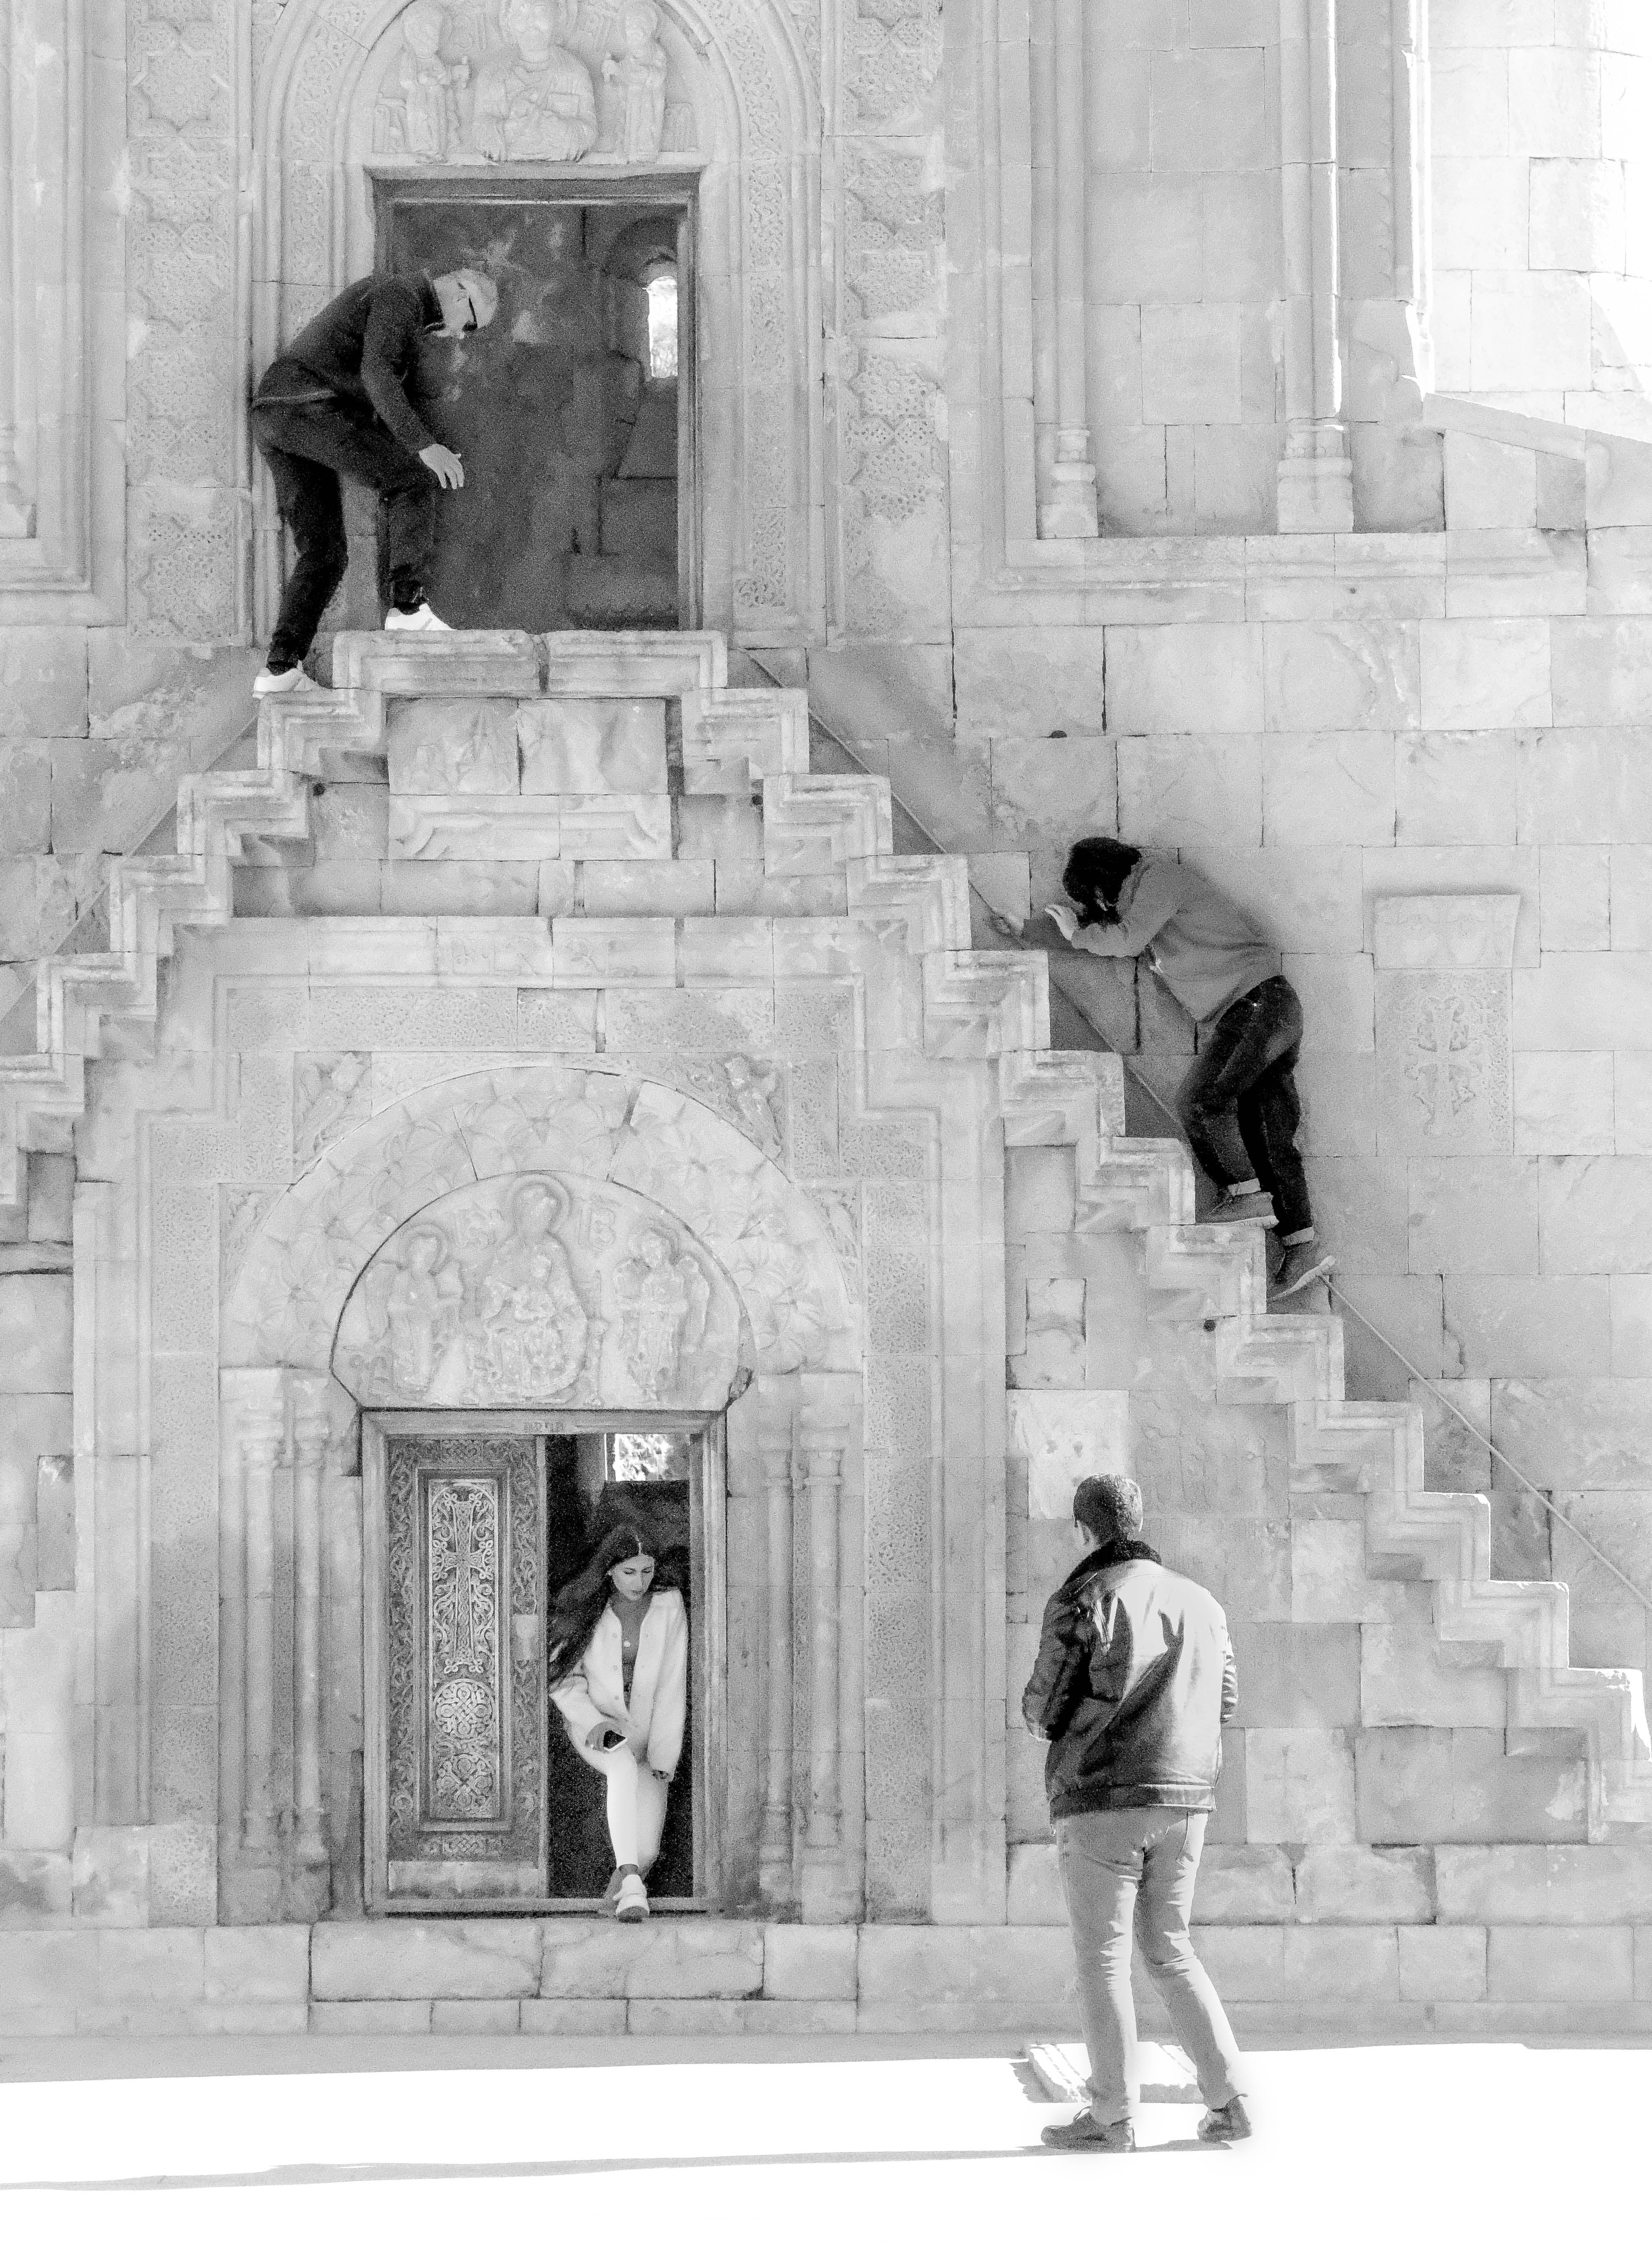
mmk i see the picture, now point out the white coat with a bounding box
[549,1588,688,1780]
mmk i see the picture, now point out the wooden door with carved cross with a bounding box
[367,1426,549,1905]
[363,1413,720,1913]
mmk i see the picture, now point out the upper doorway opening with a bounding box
[373,173,695,633]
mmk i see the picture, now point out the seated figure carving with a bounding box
[474,0,597,162]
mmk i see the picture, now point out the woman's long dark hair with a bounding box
[546,1516,685,1688]
[1063,837,1141,927]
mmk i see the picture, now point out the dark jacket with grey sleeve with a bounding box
[254,273,440,457]
[1021,1542,1239,1819]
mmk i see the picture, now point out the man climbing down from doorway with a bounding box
[1037,838,1334,1302]
[250,265,500,697]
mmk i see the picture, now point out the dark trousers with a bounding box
[252,396,437,667]
[1176,975,1314,1237]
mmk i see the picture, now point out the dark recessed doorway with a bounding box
[373,175,694,633]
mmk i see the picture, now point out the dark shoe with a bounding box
[1197,2097,1253,2143]
[1270,1242,1335,1301]
[1041,2111,1135,2153]
[1207,1187,1276,1227]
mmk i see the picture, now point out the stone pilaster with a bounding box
[1277,0,1354,532]
[1032,0,1098,539]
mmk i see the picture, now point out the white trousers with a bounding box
[570,1734,670,1874]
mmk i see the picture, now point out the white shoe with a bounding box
[383,601,453,633]
[253,664,316,697]
[615,1871,649,1923]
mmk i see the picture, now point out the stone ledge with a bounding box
[311,1922,540,2001]
[0,1917,1646,2036]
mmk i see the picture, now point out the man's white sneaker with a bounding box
[615,1871,649,1923]
[253,664,315,697]
[383,602,453,633]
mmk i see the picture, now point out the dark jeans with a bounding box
[252,396,437,667]
[1176,975,1313,1237]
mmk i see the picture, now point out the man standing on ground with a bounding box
[250,265,500,697]
[1039,837,1334,1302]
[1024,1473,1251,2153]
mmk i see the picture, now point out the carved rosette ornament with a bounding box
[374,0,680,164]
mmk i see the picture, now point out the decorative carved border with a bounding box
[250,0,825,640]
[0,0,127,620]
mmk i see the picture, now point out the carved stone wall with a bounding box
[252,0,826,640]
[126,0,248,638]
[828,0,949,642]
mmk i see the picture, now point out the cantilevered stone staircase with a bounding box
[0,626,1647,1892]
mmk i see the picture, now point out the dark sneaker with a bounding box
[1040,2111,1135,2153]
[1270,1242,1335,1301]
[1197,2097,1253,2144]
[1207,1188,1276,1227]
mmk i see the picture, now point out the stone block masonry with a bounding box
[2,1902,1652,2037]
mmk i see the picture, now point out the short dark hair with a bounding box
[1073,1473,1144,1544]
[1062,837,1141,924]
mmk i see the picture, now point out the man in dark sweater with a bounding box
[1024,1473,1250,2153]
[1040,836,1334,1302]
[250,266,499,695]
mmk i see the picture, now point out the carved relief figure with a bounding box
[467,1177,591,1397]
[387,1,469,158]
[385,1223,463,1394]
[722,1054,784,1158]
[294,1052,372,1166]
[474,0,598,162]
[599,1,667,162]
[612,1227,707,1401]
[548,1519,687,1921]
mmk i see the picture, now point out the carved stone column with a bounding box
[0,0,32,535]
[1389,0,1432,391]
[799,1402,851,1918]
[1032,0,1099,538]
[757,1389,796,1892]
[1277,0,1354,532]
[290,1379,331,1867]
[239,1407,284,1857]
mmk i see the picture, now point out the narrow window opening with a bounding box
[647,272,679,379]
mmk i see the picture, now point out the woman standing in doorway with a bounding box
[547,1519,688,1921]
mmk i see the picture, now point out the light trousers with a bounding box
[571,1734,669,1873]
[1056,1805,1246,2126]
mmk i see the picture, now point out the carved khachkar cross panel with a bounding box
[384,1430,546,1891]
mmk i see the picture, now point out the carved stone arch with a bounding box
[250,0,824,642]
[221,1065,858,1382]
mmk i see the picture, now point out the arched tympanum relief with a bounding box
[222,1066,857,1384]
[331,1169,742,1407]
[253,0,824,637]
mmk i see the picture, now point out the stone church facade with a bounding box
[1,1,1651,2033]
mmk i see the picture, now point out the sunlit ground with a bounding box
[1,2034,1644,2245]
